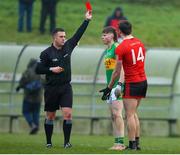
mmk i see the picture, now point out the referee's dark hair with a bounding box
[102,26,118,42]
[52,28,65,36]
[119,21,132,35]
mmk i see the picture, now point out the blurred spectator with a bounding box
[39,0,58,34]
[104,7,127,41]
[16,58,43,134]
[18,0,35,32]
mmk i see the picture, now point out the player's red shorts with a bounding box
[123,80,148,99]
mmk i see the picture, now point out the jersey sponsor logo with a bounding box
[63,54,68,58]
[52,58,58,62]
[104,58,116,70]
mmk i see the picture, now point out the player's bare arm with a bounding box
[108,59,122,89]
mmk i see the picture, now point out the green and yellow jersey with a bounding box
[104,43,119,88]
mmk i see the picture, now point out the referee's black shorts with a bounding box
[123,80,148,99]
[44,83,73,112]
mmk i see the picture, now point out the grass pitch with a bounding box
[0,0,180,47]
[0,133,180,154]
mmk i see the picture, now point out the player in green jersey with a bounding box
[100,26,125,150]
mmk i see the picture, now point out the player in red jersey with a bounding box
[100,21,147,150]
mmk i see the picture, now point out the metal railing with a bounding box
[0,46,180,136]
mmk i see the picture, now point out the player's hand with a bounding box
[99,87,111,100]
[114,83,123,98]
[85,11,92,21]
[50,66,64,74]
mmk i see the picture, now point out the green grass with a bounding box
[0,133,180,154]
[0,0,180,47]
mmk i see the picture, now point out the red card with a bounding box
[85,1,92,11]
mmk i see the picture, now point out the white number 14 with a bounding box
[131,47,144,65]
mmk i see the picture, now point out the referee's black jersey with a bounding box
[36,20,90,86]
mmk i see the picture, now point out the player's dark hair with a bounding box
[119,21,132,35]
[102,26,118,42]
[51,28,65,36]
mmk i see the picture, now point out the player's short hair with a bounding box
[102,26,118,42]
[119,21,132,35]
[51,28,65,36]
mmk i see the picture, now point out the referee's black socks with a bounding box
[44,119,54,145]
[63,120,72,144]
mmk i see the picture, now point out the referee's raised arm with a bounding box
[68,11,92,49]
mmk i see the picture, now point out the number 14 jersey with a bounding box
[115,37,147,83]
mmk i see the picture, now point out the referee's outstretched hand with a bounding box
[99,87,111,101]
[85,11,92,21]
[50,66,64,74]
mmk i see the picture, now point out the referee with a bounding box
[36,11,92,148]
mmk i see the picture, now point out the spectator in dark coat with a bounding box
[16,58,43,134]
[39,0,58,34]
[104,7,127,40]
[18,0,35,32]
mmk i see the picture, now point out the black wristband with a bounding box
[107,87,111,91]
[118,82,123,86]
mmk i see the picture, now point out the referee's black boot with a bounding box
[64,142,72,149]
[46,143,52,148]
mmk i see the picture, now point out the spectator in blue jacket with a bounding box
[16,59,43,134]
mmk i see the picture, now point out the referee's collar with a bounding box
[51,43,63,50]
